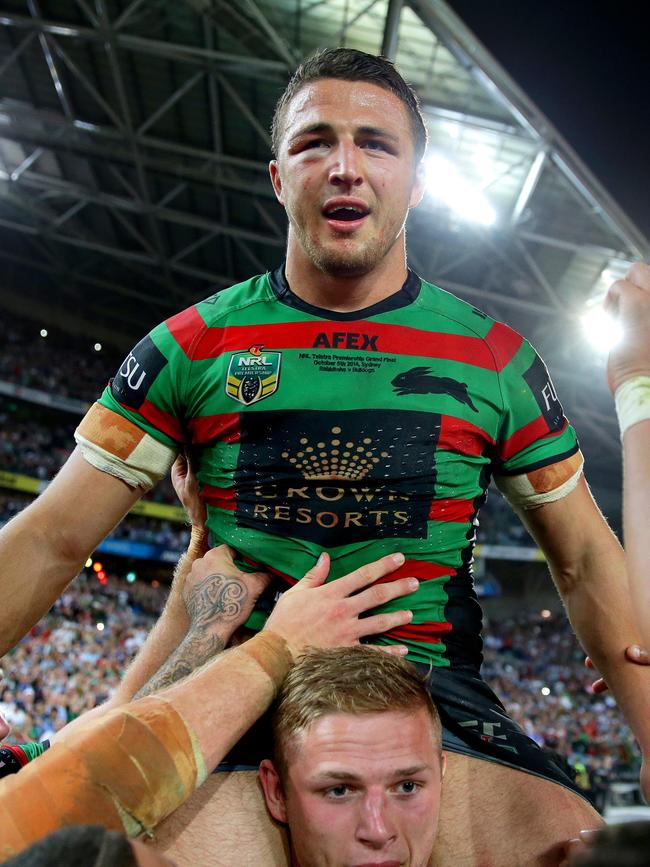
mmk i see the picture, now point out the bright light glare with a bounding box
[541,686,551,696]
[85,557,93,568]
[94,342,102,351]
[96,622,105,631]
[424,154,497,226]
[540,609,551,619]
[40,328,48,338]
[581,307,623,352]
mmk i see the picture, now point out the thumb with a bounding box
[300,552,330,587]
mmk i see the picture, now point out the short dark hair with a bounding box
[271,646,441,780]
[271,47,428,162]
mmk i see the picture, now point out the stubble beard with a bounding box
[293,218,391,278]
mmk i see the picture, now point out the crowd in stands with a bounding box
[482,614,639,808]
[0,571,639,812]
[0,319,117,404]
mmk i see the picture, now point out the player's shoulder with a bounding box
[417,277,526,358]
[194,272,273,325]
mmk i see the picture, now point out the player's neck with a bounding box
[285,236,409,312]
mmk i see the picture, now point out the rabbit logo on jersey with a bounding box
[226,345,282,406]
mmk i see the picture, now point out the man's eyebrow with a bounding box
[357,125,400,142]
[289,122,333,141]
[288,123,400,142]
[311,764,431,784]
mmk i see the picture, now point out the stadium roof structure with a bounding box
[1,0,647,508]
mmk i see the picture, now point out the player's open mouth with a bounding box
[322,199,371,232]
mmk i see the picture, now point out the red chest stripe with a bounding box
[202,484,236,510]
[485,321,523,370]
[169,313,504,369]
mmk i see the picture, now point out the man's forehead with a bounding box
[283,79,410,135]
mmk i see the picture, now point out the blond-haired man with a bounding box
[260,646,445,867]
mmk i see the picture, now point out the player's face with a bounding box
[269,79,425,278]
[261,708,444,867]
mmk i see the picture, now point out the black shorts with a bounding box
[214,663,587,801]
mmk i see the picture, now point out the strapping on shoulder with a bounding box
[75,403,176,491]
[494,450,584,510]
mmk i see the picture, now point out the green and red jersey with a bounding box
[98,267,578,668]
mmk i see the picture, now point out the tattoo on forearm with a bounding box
[135,572,249,698]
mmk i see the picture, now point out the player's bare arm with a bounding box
[518,475,650,797]
[606,261,650,638]
[0,447,143,656]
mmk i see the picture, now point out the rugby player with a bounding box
[1,47,649,864]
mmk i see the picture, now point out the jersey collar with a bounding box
[268,263,421,321]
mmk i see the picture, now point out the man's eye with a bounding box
[395,780,420,795]
[326,784,350,798]
[363,140,390,152]
[304,139,330,149]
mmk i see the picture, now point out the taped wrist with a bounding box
[75,403,176,491]
[615,376,650,437]
[187,525,209,559]
[237,631,294,697]
[0,697,206,858]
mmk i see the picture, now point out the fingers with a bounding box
[349,575,419,616]
[300,552,330,588]
[591,677,608,694]
[334,552,406,596]
[356,607,413,638]
[624,644,650,664]
[626,261,650,291]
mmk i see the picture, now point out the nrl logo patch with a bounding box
[226,344,281,406]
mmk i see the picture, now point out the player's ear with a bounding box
[269,160,285,205]
[259,758,288,823]
[440,751,447,779]
[408,159,426,209]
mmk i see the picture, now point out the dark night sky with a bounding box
[447,0,650,242]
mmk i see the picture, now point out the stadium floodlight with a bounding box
[40,329,48,338]
[581,304,622,353]
[94,342,102,352]
[424,153,497,227]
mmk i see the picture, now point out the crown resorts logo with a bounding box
[234,409,441,545]
[226,345,282,406]
[281,426,391,481]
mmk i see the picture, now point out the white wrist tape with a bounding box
[615,376,650,437]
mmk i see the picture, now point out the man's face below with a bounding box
[269,78,425,278]
[268,708,444,867]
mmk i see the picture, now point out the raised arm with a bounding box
[519,477,650,795]
[0,448,143,655]
[606,261,650,637]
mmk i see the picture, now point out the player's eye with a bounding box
[395,780,420,795]
[325,784,350,798]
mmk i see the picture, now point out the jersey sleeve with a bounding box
[74,318,194,489]
[97,319,191,448]
[493,337,579,476]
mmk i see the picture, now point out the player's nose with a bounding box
[356,792,397,849]
[328,139,363,188]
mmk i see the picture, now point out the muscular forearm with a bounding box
[622,420,650,645]
[558,538,650,755]
[0,514,86,655]
[115,528,208,702]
